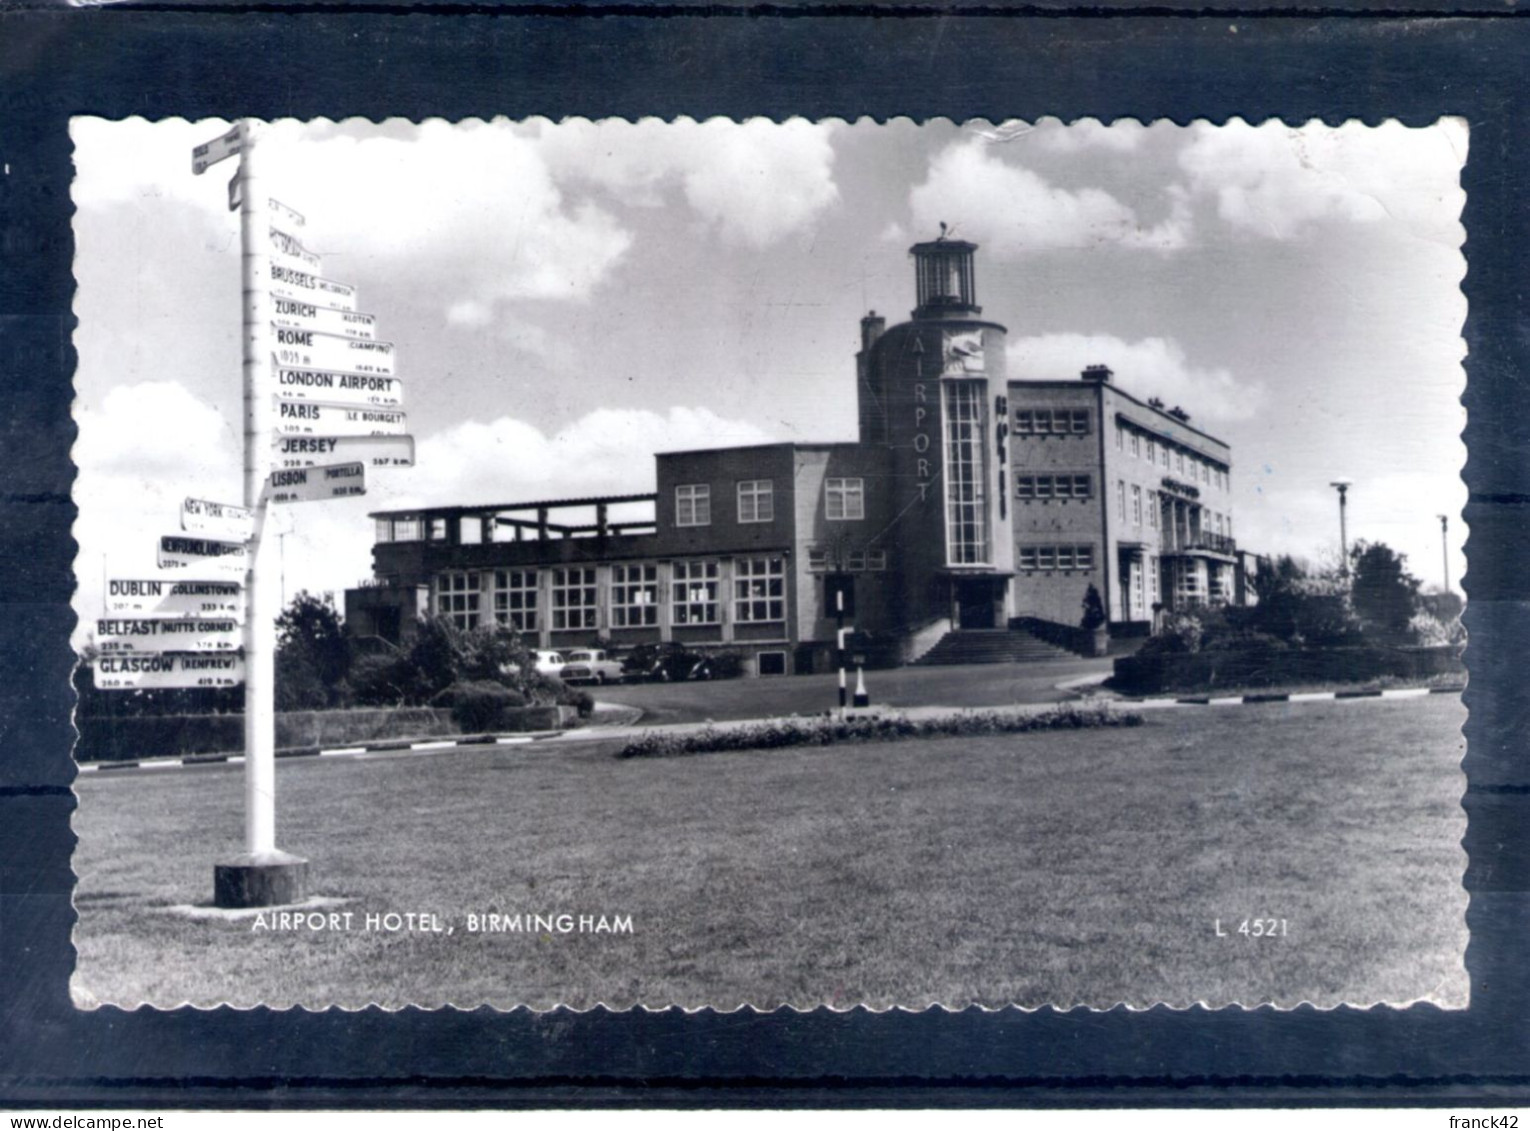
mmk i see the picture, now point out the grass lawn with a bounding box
[71,695,1467,1011]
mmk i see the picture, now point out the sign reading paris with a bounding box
[274,399,407,437]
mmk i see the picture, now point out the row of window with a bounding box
[1013,408,1091,436]
[1018,544,1097,572]
[1115,422,1229,490]
[675,478,866,528]
[435,559,787,632]
[1113,481,1233,536]
[806,548,887,573]
[1016,473,1092,500]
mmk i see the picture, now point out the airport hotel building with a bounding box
[347,238,1253,672]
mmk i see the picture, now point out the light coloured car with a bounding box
[558,648,625,685]
[532,650,567,677]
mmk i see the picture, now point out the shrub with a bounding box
[1080,584,1106,631]
[1140,611,1204,656]
[444,680,526,733]
[349,651,418,707]
[708,648,745,680]
[617,703,1142,759]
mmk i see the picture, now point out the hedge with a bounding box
[1110,644,1465,695]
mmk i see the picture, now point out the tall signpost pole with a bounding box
[1438,514,1451,594]
[213,120,310,908]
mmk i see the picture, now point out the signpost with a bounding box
[181,497,254,542]
[273,433,415,469]
[95,617,242,655]
[272,326,394,375]
[265,461,366,504]
[104,578,243,620]
[94,652,246,691]
[274,398,407,437]
[274,366,403,407]
[159,121,418,908]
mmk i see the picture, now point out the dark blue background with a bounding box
[2,8,1526,1107]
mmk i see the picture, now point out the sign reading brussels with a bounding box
[267,265,358,312]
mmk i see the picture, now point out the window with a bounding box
[737,479,773,524]
[1014,409,1035,434]
[459,516,483,545]
[826,478,865,521]
[1018,544,1097,572]
[429,517,448,541]
[734,556,785,622]
[1017,473,1091,500]
[847,550,867,572]
[672,560,720,625]
[611,563,658,627]
[943,382,989,565]
[807,549,828,573]
[866,549,887,571]
[1149,556,1160,605]
[757,650,788,676]
[675,484,710,527]
[1146,438,1156,464]
[551,567,598,631]
[1070,409,1090,434]
[1148,491,1159,530]
[1117,480,1126,521]
[1132,484,1142,526]
[435,571,479,629]
[1115,423,1124,450]
[491,569,538,632]
[1130,430,1141,458]
[1176,450,1185,474]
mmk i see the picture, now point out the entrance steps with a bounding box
[913,628,1076,666]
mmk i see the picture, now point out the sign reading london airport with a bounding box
[273,434,416,469]
[273,398,407,437]
[157,535,248,577]
[272,327,394,376]
[181,497,254,542]
[105,578,243,620]
[274,365,403,407]
[270,299,376,340]
[93,652,246,691]
[265,462,367,504]
[267,264,358,312]
[95,616,241,655]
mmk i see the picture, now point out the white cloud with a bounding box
[908,139,1189,254]
[533,117,841,248]
[1029,117,1147,153]
[1176,119,1468,242]
[1006,333,1264,423]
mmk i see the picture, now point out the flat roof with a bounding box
[655,440,860,458]
[369,493,657,521]
[1008,378,1231,449]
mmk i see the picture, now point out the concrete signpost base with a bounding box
[214,851,310,909]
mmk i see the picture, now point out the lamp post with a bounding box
[1437,514,1450,593]
[1329,480,1352,579]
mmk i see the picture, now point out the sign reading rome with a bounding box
[271,326,394,376]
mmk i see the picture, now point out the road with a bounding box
[586,655,1114,726]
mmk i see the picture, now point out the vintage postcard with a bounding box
[68,116,1468,1011]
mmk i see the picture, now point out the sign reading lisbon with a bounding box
[265,461,367,505]
[273,434,416,469]
[95,616,241,655]
[272,327,394,376]
[93,651,246,691]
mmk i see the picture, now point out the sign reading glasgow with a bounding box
[93,652,246,691]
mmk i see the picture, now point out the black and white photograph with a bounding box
[68,115,1468,1012]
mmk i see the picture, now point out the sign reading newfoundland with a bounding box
[156,535,247,577]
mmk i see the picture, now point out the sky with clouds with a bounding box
[70,116,1467,644]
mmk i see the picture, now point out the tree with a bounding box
[1080,584,1106,631]
[1348,541,1422,636]
[275,591,351,709]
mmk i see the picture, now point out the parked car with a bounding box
[532,650,567,678]
[621,642,716,683]
[558,649,626,685]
